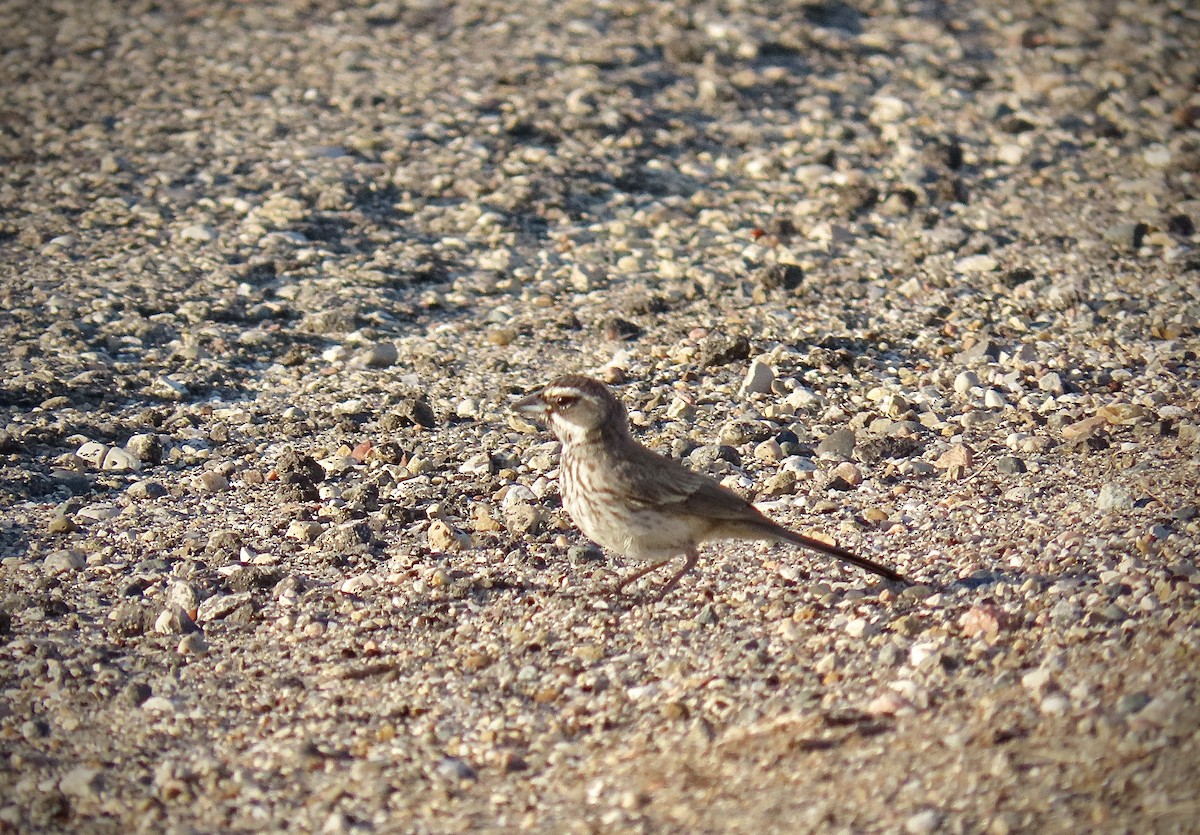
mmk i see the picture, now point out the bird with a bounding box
[514,374,909,602]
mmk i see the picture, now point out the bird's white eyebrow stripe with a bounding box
[543,387,580,399]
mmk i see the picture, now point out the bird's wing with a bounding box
[614,444,760,521]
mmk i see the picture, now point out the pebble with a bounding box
[435,757,478,781]
[1021,668,1054,696]
[870,94,907,123]
[953,371,979,393]
[956,254,997,273]
[177,633,209,655]
[934,444,973,472]
[503,503,543,535]
[59,767,102,799]
[198,472,230,493]
[340,574,379,595]
[816,429,856,461]
[77,503,121,522]
[845,617,876,638]
[42,234,77,252]
[753,439,783,462]
[666,397,695,420]
[780,456,817,475]
[166,581,200,616]
[1038,372,1065,395]
[150,376,190,400]
[101,447,141,472]
[740,359,775,395]
[1097,482,1134,512]
[499,484,538,508]
[828,461,863,489]
[120,682,152,708]
[904,810,941,834]
[786,387,826,410]
[996,456,1026,474]
[196,592,253,622]
[179,224,216,242]
[1116,691,1152,715]
[1142,144,1171,167]
[357,342,399,367]
[287,520,324,542]
[1061,416,1106,442]
[995,143,1025,165]
[1040,694,1070,715]
[154,606,199,635]
[459,452,493,474]
[47,515,77,534]
[959,604,1011,638]
[127,480,168,500]
[141,697,175,714]
[900,585,935,601]
[428,519,471,552]
[125,433,163,464]
[43,549,86,575]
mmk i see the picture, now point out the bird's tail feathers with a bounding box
[767,524,908,584]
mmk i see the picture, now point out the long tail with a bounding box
[768,523,909,584]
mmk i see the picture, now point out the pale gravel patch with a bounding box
[1,0,1198,832]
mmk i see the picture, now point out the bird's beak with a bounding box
[514,389,548,416]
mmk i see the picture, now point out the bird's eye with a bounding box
[547,394,577,409]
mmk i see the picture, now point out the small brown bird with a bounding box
[515,374,908,601]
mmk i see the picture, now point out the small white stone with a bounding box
[340,574,380,595]
[909,642,937,667]
[953,371,979,393]
[845,617,876,638]
[996,143,1025,165]
[458,452,492,474]
[1040,693,1070,715]
[100,447,140,472]
[1038,371,1064,394]
[166,581,199,614]
[1097,482,1134,512]
[356,342,399,368]
[956,254,997,274]
[666,397,695,420]
[76,441,110,466]
[43,550,86,575]
[870,94,907,124]
[905,809,941,834]
[322,345,352,363]
[179,224,216,242]
[43,234,77,251]
[1021,668,1054,695]
[287,520,324,541]
[59,767,101,798]
[177,633,208,655]
[150,376,189,400]
[785,386,825,409]
[1143,143,1171,167]
[141,696,175,714]
[77,503,121,522]
[740,359,775,395]
[499,484,538,508]
[754,439,783,462]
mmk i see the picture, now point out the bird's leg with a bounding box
[615,557,675,594]
[648,548,699,602]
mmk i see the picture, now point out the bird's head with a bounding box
[514,375,628,447]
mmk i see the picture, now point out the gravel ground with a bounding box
[2,0,1198,832]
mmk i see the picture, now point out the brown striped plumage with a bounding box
[515,375,908,602]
